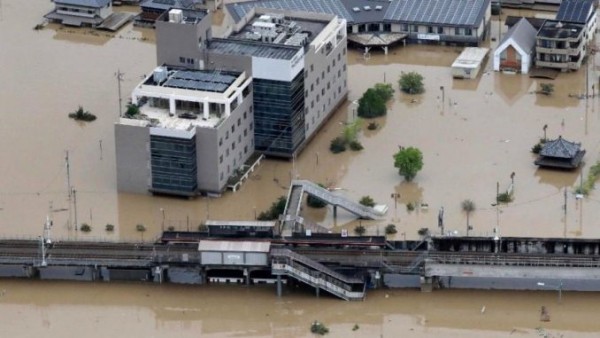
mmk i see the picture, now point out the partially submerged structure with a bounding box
[226,0,492,51]
[494,17,537,74]
[534,136,585,169]
[451,47,489,79]
[134,0,203,27]
[45,0,113,27]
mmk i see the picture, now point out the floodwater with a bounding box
[2,1,600,336]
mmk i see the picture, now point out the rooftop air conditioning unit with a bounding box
[153,67,168,84]
[169,9,183,23]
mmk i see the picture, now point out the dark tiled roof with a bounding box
[54,0,110,7]
[556,0,594,24]
[540,136,582,159]
[228,0,353,22]
[141,0,197,11]
[208,38,301,60]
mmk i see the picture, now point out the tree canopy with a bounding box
[398,72,424,94]
[393,147,424,181]
[357,83,394,118]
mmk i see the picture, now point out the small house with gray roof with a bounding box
[534,136,585,169]
[494,17,537,74]
[45,0,112,27]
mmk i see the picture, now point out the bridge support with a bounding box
[333,206,337,219]
[315,286,320,298]
[276,275,282,297]
[244,268,250,286]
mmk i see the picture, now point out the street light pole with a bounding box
[537,281,563,304]
[160,208,165,233]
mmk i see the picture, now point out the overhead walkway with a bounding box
[282,180,386,233]
[271,248,365,301]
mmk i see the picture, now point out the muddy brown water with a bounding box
[2,1,600,335]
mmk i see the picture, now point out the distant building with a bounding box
[156,8,348,157]
[115,63,253,196]
[451,47,489,79]
[494,17,537,74]
[535,136,585,169]
[226,0,492,48]
[45,0,112,27]
[555,0,597,43]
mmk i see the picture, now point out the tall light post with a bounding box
[438,206,445,235]
[537,281,563,304]
[160,208,165,233]
[391,192,401,220]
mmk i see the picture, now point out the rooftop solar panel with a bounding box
[556,0,593,24]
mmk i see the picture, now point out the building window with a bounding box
[304,70,308,78]
[220,172,224,180]
[327,82,330,90]
[232,142,235,150]
[455,27,460,35]
[327,65,330,73]
[226,149,229,156]
[428,26,434,33]
[244,145,248,154]
[250,122,253,131]
[237,118,241,126]
[321,71,325,79]
[311,84,314,91]
[244,129,247,136]
[219,155,223,163]
[316,94,320,102]
[316,78,320,85]
[225,131,229,139]
[311,65,314,72]
[343,47,346,55]
[187,58,194,64]
[337,53,341,61]
[437,26,443,34]
[305,90,308,98]
[311,101,314,108]
[343,64,346,71]
[219,138,222,146]
[465,28,472,36]
[243,111,247,119]
[231,125,235,133]
[179,57,185,63]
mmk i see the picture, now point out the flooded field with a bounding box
[3,0,600,336]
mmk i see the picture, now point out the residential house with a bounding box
[45,0,112,27]
[556,0,596,43]
[534,136,585,169]
[494,17,537,74]
[535,20,586,71]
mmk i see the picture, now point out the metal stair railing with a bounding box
[293,180,383,219]
[271,248,363,284]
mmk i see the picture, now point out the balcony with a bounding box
[536,46,582,56]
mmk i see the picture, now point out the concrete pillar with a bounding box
[244,268,250,286]
[169,97,176,116]
[131,95,138,105]
[237,91,243,105]
[276,275,282,297]
[203,101,209,119]
[383,46,388,55]
[153,266,162,283]
[420,276,433,292]
[315,286,320,298]
[225,102,231,117]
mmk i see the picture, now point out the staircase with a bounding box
[271,248,366,301]
[281,184,304,236]
[284,180,385,220]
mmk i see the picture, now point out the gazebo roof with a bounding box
[540,136,582,159]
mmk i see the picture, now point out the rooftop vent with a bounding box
[375,5,383,10]
[352,7,361,12]
[364,6,371,11]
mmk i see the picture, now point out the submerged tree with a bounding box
[461,199,476,235]
[398,71,425,94]
[393,147,424,181]
[68,106,97,122]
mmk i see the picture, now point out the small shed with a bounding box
[198,240,271,266]
[494,18,537,74]
[451,47,489,79]
[535,136,585,169]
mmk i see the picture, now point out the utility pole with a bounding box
[563,187,568,237]
[115,69,124,117]
[65,151,72,230]
[72,188,78,231]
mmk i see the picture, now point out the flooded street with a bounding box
[2,1,600,336]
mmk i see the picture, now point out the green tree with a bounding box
[385,224,397,235]
[354,224,366,236]
[393,147,424,181]
[461,199,475,235]
[80,223,92,232]
[373,83,394,101]
[359,195,375,207]
[257,196,287,220]
[329,136,347,153]
[539,83,554,96]
[68,106,97,122]
[124,103,140,118]
[398,71,424,94]
[136,224,146,241]
[357,88,387,118]
[105,224,114,232]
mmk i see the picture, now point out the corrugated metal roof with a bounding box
[227,0,489,27]
[205,220,276,227]
[498,17,537,54]
[556,0,594,24]
[384,0,490,27]
[54,0,111,7]
[198,240,271,252]
[141,0,197,10]
[208,38,300,60]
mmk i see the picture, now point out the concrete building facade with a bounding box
[45,0,112,27]
[155,8,348,157]
[115,63,253,196]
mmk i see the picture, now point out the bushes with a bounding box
[531,138,547,154]
[80,223,92,232]
[359,195,375,207]
[310,321,329,335]
[398,71,424,94]
[349,140,363,151]
[574,161,600,196]
[357,83,394,118]
[385,224,397,235]
[330,136,347,153]
[105,224,114,232]
[257,196,287,220]
[354,225,366,236]
[68,106,96,122]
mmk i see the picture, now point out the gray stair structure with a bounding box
[271,248,365,301]
[282,180,385,228]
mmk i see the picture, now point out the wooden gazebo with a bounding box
[535,136,585,169]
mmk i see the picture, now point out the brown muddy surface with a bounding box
[2,1,600,336]
[2,279,600,338]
